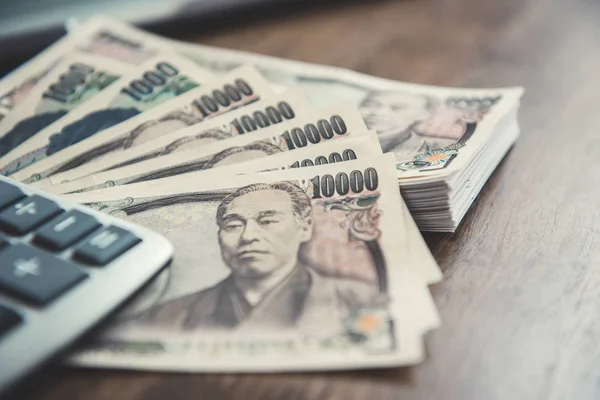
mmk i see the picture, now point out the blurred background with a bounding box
[0,0,363,78]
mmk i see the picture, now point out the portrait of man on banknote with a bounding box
[359,91,500,160]
[136,182,379,332]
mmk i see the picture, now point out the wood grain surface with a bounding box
[8,0,600,398]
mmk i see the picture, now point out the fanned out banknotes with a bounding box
[0,15,523,371]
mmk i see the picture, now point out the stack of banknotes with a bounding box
[0,16,522,371]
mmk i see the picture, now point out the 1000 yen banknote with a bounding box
[0,15,172,122]
[43,89,311,186]
[29,66,286,186]
[63,154,436,371]
[0,53,215,177]
[52,104,369,193]
[0,53,132,158]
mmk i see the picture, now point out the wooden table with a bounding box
[11,0,600,398]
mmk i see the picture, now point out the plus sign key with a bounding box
[0,195,63,235]
[74,226,140,266]
[0,244,87,305]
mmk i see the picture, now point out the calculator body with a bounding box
[0,175,173,393]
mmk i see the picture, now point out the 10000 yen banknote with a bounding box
[66,134,441,285]
[23,65,280,187]
[111,134,383,184]
[0,15,172,122]
[43,89,311,186]
[164,31,524,179]
[0,53,215,177]
[49,130,377,195]
[63,154,437,372]
[52,105,370,193]
[0,54,132,158]
[131,134,441,285]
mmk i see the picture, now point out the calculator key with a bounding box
[74,226,140,266]
[0,234,7,249]
[0,181,25,211]
[0,244,87,306]
[35,210,101,251]
[0,304,22,339]
[0,195,63,236]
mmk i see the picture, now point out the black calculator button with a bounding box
[35,210,101,251]
[74,226,140,266]
[0,244,87,306]
[0,181,25,211]
[0,195,63,236]
[0,234,8,249]
[0,304,22,339]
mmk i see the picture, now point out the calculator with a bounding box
[0,176,173,393]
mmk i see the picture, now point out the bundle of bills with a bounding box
[0,15,521,371]
[0,16,523,233]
